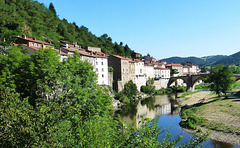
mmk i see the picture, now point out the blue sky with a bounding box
[37,0,240,60]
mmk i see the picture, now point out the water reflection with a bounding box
[116,94,179,128]
[115,94,240,148]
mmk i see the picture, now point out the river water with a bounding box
[115,94,240,148]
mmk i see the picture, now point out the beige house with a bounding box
[166,63,183,76]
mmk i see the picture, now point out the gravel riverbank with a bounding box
[179,91,240,146]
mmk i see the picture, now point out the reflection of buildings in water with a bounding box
[120,95,178,128]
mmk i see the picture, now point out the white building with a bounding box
[134,59,147,91]
[159,68,170,79]
[77,50,109,85]
[144,62,155,79]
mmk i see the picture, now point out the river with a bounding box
[115,94,240,148]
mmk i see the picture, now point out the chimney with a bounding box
[27,42,30,47]
[66,44,69,48]
[73,41,77,45]
[42,44,45,48]
[22,34,26,39]
[3,38,5,42]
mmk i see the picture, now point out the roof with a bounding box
[110,54,128,60]
[134,59,143,63]
[166,63,183,67]
[56,50,68,56]
[184,72,196,75]
[159,68,170,70]
[17,36,53,45]
[77,50,107,58]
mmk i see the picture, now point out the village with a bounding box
[15,34,201,92]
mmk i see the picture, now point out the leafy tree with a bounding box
[141,78,155,94]
[206,65,235,97]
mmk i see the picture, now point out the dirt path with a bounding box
[179,91,214,106]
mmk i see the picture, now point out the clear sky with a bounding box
[37,0,240,60]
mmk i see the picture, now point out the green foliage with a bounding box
[170,69,179,76]
[108,66,114,72]
[171,85,187,92]
[195,83,210,89]
[0,47,208,147]
[206,65,235,97]
[0,0,134,56]
[116,80,138,104]
[155,88,173,95]
[122,80,138,98]
[141,78,155,95]
[180,107,205,130]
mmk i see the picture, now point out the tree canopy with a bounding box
[0,46,208,147]
[206,65,235,97]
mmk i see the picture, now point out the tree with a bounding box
[49,2,56,16]
[170,69,179,76]
[141,78,155,94]
[206,65,235,97]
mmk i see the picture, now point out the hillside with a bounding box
[213,51,240,65]
[161,55,227,67]
[0,0,134,57]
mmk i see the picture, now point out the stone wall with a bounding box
[154,78,169,89]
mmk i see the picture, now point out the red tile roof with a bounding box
[111,55,128,60]
[17,36,53,45]
[166,63,183,67]
[159,68,170,70]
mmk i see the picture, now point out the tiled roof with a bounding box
[159,68,170,70]
[134,59,143,62]
[111,54,128,60]
[17,36,53,45]
[166,63,183,67]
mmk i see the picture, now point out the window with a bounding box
[96,62,98,65]
[102,74,104,77]
[102,68,104,72]
[96,68,98,72]
[101,62,103,65]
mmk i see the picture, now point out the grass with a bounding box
[180,94,240,134]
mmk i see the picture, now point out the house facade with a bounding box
[16,34,54,54]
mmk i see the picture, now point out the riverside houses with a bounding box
[108,55,131,91]
[60,44,109,86]
[134,59,147,91]
[144,61,155,79]
[166,63,183,76]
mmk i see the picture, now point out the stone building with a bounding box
[108,55,130,91]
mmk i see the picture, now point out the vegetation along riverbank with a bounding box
[179,90,240,145]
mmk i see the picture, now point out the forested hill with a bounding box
[0,0,134,57]
[161,55,227,67]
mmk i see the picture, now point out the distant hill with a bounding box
[161,55,227,67]
[213,51,240,65]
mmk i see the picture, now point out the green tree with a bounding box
[49,2,56,16]
[170,69,179,76]
[206,65,235,97]
[141,78,155,94]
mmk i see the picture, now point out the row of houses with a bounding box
[15,35,200,91]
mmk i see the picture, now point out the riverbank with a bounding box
[179,91,240,146]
